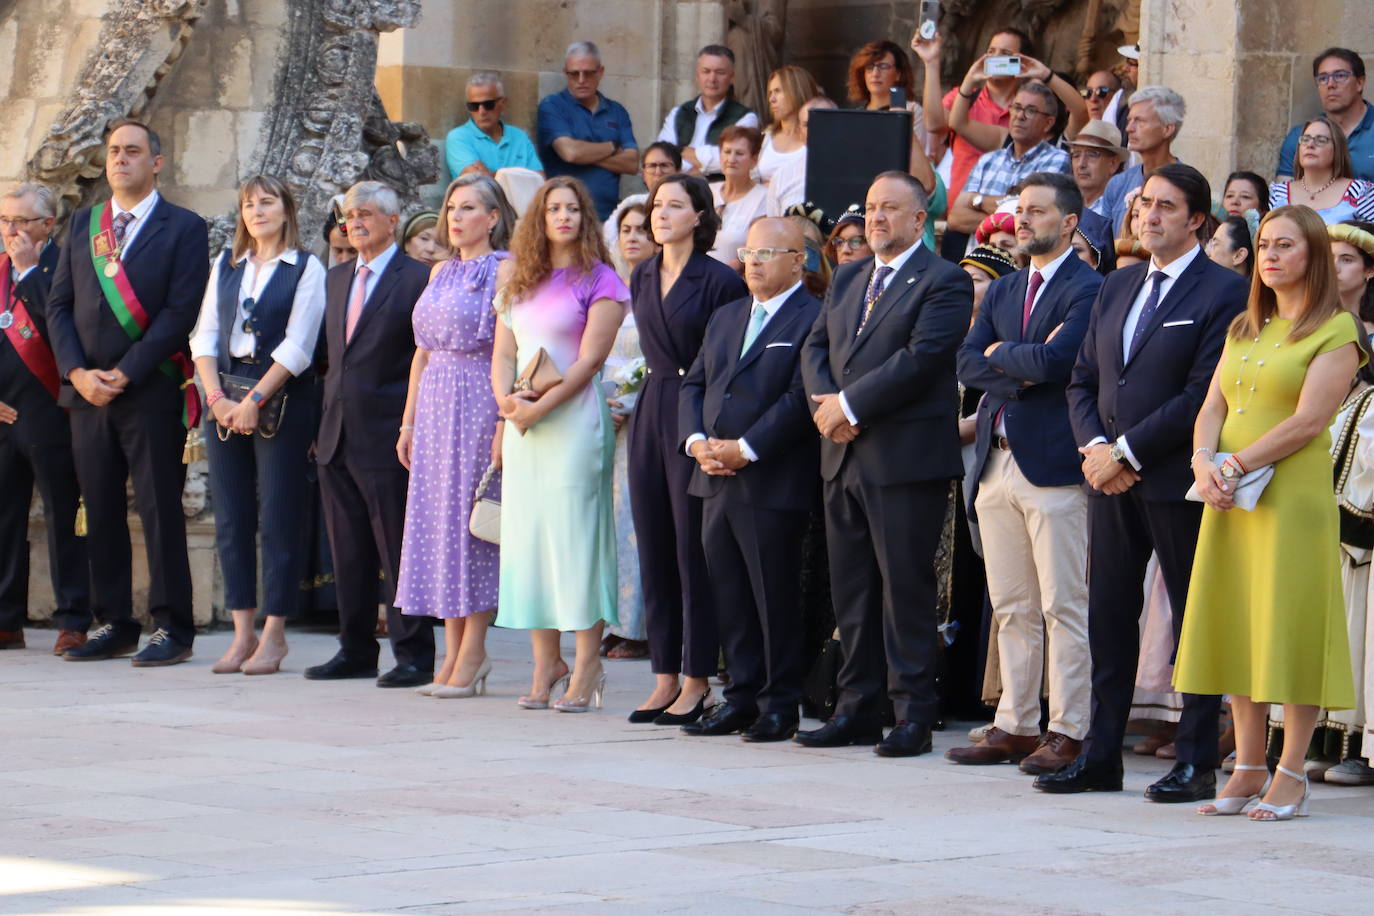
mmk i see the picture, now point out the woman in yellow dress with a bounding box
[1178,205,1363,820]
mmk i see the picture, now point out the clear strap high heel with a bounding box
[433,657,492,698]
[518,670,570,709]
[1197,763,1269,815]
[1251,764,1310,821]
[553,670,607,713]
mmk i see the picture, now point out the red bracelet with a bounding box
[206,389,225,408]
[1225,454,1247,475]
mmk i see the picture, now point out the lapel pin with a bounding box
[906,277,915,284]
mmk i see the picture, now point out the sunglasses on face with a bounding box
[1079,86,1114,99]
[466,98,504,112]
[565,69,599,81]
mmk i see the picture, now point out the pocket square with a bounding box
[765,341,794,348]
[1161,320,1194,327]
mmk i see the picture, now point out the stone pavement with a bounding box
[1,627,1372,915]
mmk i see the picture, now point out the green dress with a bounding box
[1174,312,1362,708]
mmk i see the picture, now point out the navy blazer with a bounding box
[45,196,209,411]
[801,244,973,485]
[957,252,1102,510]
[0,241,63,415]
[679,286,822,510]
[316,250,429,469]
[1066,252,1248,501]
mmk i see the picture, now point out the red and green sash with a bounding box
[89,202,200,427]
[0,252,61,400]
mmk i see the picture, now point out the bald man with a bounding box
[678,218,822,741]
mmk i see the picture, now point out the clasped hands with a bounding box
[1078,442,1140,495]
[1189,452,1236,512]
[212,396,260,435]
[690,438,748,476]
[70,367,128,407]
[499,388,544,435]
[811,393,859,443]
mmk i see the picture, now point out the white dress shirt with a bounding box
[685,279,803,463]
[657,97,761,175]
[352,242,398,306]
[765,152,807,218]
[109,189,160,257]
[189,248,328,376]
[839,240,923,426]
[1085,243,1203,469]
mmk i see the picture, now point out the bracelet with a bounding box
[206,389,225,408]
[1190,447,1214,463]
[1226,454,1248,475]
[400,425,415,431]
[959,87,979,100]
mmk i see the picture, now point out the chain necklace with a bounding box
[1232,317,1283,415]
[1298,174,1341,199]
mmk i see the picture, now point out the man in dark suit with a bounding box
[950,172,1103,774]
[0,183,90,655]
[305,180,434,688]
[45,120,209,666]
[678,217,821,742]
[1037,163,1248,801]
[798,170,973,757]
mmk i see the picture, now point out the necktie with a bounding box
[857,264,893,335]
[1021,270,1044,336]
[345,264,372,342]
[740,302,768,358]
[112,211,134,250]
[1128,271,1167,359]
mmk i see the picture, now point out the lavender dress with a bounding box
[396,253,508,619]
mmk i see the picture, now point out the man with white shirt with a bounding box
[798,171,973,758]
[951,172,1102,775]
[45,119,209,666]
[658,45,759,179]
[678,218,820,742]
[1043,163,1248,801]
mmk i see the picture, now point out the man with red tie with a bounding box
[0,183,90,655]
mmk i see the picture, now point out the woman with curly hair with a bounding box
[491,176,631,713]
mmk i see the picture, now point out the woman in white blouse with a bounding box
[757,65,820,185]
[189,175,327,675]
[708,126,768,271]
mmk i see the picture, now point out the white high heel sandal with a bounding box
[1197,763,1269,815]
[1250,764,1310,821]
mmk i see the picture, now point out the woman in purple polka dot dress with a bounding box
[396,175,517,698]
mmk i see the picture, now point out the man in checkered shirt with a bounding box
[948,81,1071,237]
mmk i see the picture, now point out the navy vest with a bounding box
[215,250,308,377]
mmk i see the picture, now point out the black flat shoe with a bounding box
[1145,761,1216,803]
[741,712,799,743]
[875,720,934,758]
[682,702,755,736]
[628,690,681,723]
[653,690,710,726]
[377,664,434,688]
[793,714,883,748]
[1033,754,1124,794]
[304,653,379,680]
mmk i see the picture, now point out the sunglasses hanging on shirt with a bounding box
[241,297,257,335]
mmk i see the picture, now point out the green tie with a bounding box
[740,302,768,358]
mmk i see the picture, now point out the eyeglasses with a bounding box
[1008,103,1051,120]
[564,69,599,81]
[465,98,504,112]
[0,216,45,228]
[834,237,869,251]
[737,247,801,262]
[864,61,895,73]
[1299,133,1333,147]
[1079,86,1114,99]
[643,161,676,171]
[241,297,256,335]
[1316,70,1354,86]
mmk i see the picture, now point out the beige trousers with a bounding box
[975,448,1091,739]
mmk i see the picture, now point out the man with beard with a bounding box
[949,172,1102,775]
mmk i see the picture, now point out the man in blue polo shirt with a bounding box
[537,40,639,220]
[445,71,544,179]
[1276,48,1374,182]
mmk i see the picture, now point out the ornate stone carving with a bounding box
[725,0,786,116]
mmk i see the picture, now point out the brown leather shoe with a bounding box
[1019,731,1083,775]
[52,629,87,656]
[0,630,25,650]
[945,726,1041,765]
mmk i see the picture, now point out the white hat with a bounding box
[1118,43,1140,61]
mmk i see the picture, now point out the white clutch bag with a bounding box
[468,462,501,544]
[1185,452,1274,511]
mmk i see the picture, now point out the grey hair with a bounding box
[873,169,929,213]
[467,70,505,95]
[3,183,56,218]
[565,41,600,64]
[1016,79,1059,117]
[441,173,519,252]
[343,180,400,217]
[1128,85,1187,128]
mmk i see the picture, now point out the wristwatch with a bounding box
[1109,442,1129,465]
[1219,462,1240,480]
[972,193,985,210]
[249,390,266,405]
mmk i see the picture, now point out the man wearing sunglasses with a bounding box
[444,71,543,181]
[1079,71,1120,123]
[1276,48,1374,182]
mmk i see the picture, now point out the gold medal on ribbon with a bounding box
[104,260,120,278]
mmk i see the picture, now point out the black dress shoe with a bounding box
[793,715,883,748]
[628,690,681,724]
[875,720,934,758]
[377,664,433,688]
[681,702,756,736]
[653,690,710,725]
[1033,754,1124,793]
[304,653,379,680]
[741,712,800,743]
[1145,761,1216,803]
[130,629,193,667]
[63,623,140,661]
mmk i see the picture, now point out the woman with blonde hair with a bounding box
[1180,204,1365,819]
[190,175,327,675]
[491,176,630,712]
[757,65,821,184]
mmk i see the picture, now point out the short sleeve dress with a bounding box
[496,263,630,631]
[1174,312,1365,708]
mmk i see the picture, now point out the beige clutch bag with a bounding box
[468,462,501,545]
[513,347,564,398]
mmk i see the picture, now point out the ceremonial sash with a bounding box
[89,202,201,428]
[0,252,60,400]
